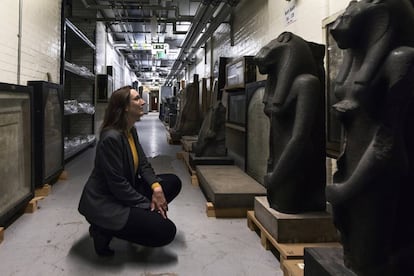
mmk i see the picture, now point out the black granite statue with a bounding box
[253,32,326,214]
[170,75,202,141]
[192,101,227,157]
[326,0,414,275]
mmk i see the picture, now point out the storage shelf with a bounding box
[64,136,96,161]
[65,18,96,50]
[64,111,94,116]
[64,61,95,80]
[63,14,96,163]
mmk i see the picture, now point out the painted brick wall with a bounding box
[0,0,19,84]
[0,0,61,85]
[190,0,350,79]
[20,0,61,84]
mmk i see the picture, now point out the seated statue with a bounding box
[192,101,227,157]
[326,0,414,274]
[170,75,202,141]
[253,32,327,214]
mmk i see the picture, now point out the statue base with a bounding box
[304,247,356,276]
[189,153,234,169]
[254,196,339,243]
[196,165,266,209]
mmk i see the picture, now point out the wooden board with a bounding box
[178,151,198,186]
[283,260,305,276]
[247,210,341,266]
[24,196,45,213]
[35,184,51,197]
[206,202,249,218]
[59,170,68,180]
[0,227,4,244]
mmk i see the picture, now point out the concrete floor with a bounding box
[0,112,282,276]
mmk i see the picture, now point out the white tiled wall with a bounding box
[0,0,61,85]
[190,0,350,79]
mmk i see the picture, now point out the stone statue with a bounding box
[326,0,414,275]
[192,101,227,157]
[170,75,202,141]
[253,32,326,214]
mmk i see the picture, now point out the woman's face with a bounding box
[126,89,146,122]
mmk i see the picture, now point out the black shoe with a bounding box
[89,225,115,257]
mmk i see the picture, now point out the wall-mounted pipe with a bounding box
[17,0,23,84]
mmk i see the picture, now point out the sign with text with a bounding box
[284,2,297,26]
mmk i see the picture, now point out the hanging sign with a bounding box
[284,1,297,26]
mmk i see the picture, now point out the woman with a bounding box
[78,85,181,256]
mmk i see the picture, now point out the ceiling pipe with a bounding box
[164,0,217,83]
[81,0,193,22]
[164,0,240,85]
[186,0,239,60]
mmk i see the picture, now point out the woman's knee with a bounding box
[153,219,177,246]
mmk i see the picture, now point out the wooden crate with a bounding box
[247,210,341,267]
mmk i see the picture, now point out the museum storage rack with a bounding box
[62,18,96,161]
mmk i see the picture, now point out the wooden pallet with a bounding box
[247,210,341,268]
[35,184,51,197]
[177,151,198,186]
[0,227,4,244]
[282,259,304,276]
[59,170,68,181]
[206,202,249,218]
[25,196,45,213]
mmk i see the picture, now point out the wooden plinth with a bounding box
[254,196,339,243]
[247,210,341,268]
[206,202,249,218]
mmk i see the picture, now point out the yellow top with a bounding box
[128,131,161,191]
[127,132,138,172]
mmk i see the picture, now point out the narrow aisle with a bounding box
[0,112,282,276]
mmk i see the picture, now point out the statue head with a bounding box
[254,32,325,109]
[331,0,414,50]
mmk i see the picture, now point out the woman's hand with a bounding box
[151,186,168,219]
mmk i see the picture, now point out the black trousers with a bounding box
[94,173,182,247]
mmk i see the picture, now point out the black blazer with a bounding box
[78,127,161,231]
